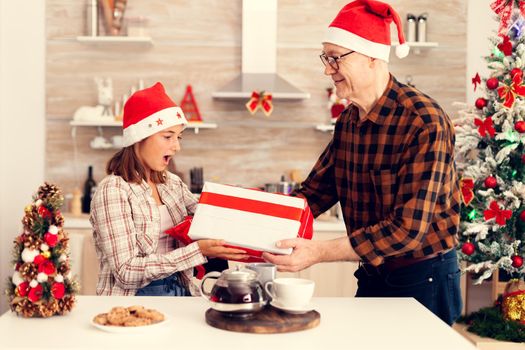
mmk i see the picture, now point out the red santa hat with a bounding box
[122,82,187,147]
[323,0,409,62]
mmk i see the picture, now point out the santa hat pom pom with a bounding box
[396,43,410,58]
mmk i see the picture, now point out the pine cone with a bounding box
[37,183,64,210]
[39,299,59,318]
[12,298,39,318]
[22,235,42,250]
[53,213,64,228]
[58,263,70,276]
[58,295,75,315]
[19,262,38,280]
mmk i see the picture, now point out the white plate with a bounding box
[270,300,314,314]
[91,315,169,333]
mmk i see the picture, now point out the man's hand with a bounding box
[262,238,323,272]
[197,239,250,261]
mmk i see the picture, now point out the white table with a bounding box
[0,296,475,350]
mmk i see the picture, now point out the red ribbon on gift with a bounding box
[474,117,496,138]
[459,178,475,206]
[484,200,513,226]
[497,73,525,108]
[491,0,525,37]
[245,91,273,116]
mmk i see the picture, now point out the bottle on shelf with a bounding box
[85,0,98,37]
[82,166,97,214]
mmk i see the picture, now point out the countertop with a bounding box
[0,296,475,350]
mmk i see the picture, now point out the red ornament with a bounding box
[484,176,498,188]
[475,98,487,110]
[44,232,58,247]
[33,254,46,266]
[28,284,43,302]
[461,242,475,256]
[38,260,55,275]
[511,68,523,79]
[51,282,65,300]
[17,282,29,297]
[515,121,525,133]
[486,77,499,90]
[37,205,51,219]
[512,255,524,268]
[520,210,525,222]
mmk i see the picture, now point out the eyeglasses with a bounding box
[319,51,355,70]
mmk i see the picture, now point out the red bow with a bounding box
[484,200,513,226]
[474,117,496,138]
[460,178,475,206]
[246,91,273,116]
[491,0,525,37]
[497,73,525,108]
[472,73,481,91]
[497,35,513,56]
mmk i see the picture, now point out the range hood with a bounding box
[212,0,310,100]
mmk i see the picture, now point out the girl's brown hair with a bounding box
[106,146,166,184]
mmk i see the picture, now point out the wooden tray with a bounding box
[205,305,320,334]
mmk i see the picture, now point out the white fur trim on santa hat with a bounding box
[122,106,187,147]
[395,43,410,58]
[324,26,391,62]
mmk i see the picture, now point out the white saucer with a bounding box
[269,300,314,314]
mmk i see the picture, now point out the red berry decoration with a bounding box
[484,176,498,188]
[486,77,499,90]
[475,98,487,110]
[520,210,525,222]
[515,121,525,133]
[461,242,475,256]
[511,68,523,78]
[512,255,524,268]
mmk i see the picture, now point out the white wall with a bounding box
[0,1,45,313]
[467,0,498,104]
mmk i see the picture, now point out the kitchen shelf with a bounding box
[70,120,217,134]
[76,36,153,45]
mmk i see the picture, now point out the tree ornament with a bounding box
[38,260,55,275]
[486,77,499,90]
[17,282,29,297]
[33,254,45,266]
[28,284,43,302]
[484,176,498,188]
[484,201,513,226]
[475,97,487,110]
[520,210,525,222]
[512,255,524,268]
[515,121,525,133]
[462,242,475,256]
[37,205,51,219]
[51,282,65,300]
[44,232,58,247]
[522,154,525,164]
[511,67,523,79]
[42,251,51,259]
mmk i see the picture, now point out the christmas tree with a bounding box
[6,183,77,317]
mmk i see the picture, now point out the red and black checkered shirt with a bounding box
[298,75,460,266]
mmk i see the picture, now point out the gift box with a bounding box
[186,182,313,259]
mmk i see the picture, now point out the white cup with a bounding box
[246,263,276,300]
[265,278,314,308]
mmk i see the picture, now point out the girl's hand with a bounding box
[197,239,250,261]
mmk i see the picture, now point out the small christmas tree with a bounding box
[6,183,77,317]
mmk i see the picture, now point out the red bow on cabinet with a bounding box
[484,200,513,226]
[474,117,496,138]
[491,0,525,37]
[245,91,274,117]
[497,73,525,108]
[460,178,475,206]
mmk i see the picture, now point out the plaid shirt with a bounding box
[90,173,206,295]
[298,76,460,266]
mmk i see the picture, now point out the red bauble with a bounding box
[486,77,499,90]
[28,284,43,302]
[461,242,475,256]
[51,282,65,300]
[17,282,29,297]
[475,98,487,110]
[44,232,58,247]
[484,176,498,188]
[33,254,45,266]
[511,68,523,78]
[515,121,525,133]
[38,260,55,275]
[512,255,524,268]
[37,205,51,219]
[520,210,525,222]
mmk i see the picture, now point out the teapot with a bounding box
[200,266,267,314]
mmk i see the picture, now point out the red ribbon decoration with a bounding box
[497,35,513,56]
[474,117,496,138]
[491,0,525,37]
[245,91,274,116]
[459,178,475,206]
[484,200,513,226]
[472,73,481,91]
[497,73,525,108]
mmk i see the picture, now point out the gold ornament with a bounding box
[42,251,51,259]
[19,262,38,280]
[24,205,33,214]
[502,279,525,324]
[38,299,59,318]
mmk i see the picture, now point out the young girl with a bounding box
[90,82,248,296]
